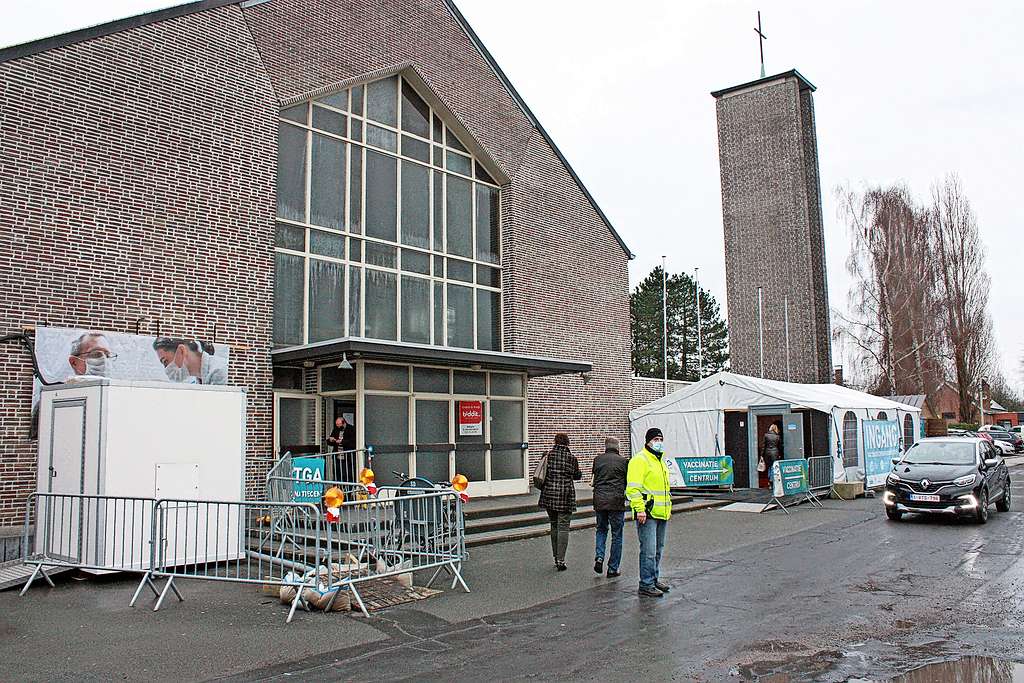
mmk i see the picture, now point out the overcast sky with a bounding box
[4,0,1022,389]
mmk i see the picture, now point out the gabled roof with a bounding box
[0,0,238,63]
[0,0,634,259]
[440,0,632,259]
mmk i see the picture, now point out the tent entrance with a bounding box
[747,404,789,488]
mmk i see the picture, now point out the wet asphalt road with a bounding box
[235,463,1024,682]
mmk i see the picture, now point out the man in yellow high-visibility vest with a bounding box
[626,427,672,598]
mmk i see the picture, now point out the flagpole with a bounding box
[662,256,668,391]
[695,266,703,379]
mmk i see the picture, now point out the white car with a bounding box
[993,440,1015,455]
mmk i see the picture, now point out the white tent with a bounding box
[629,371,922,485]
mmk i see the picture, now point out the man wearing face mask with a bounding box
[626,427,673,598]
[67,332,116,379]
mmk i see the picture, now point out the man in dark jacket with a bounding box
[591,437,628,577]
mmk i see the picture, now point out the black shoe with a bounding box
[606,570,621,578]
[655,581,671,593]
[594,559,603,574]
[556,561,568,571]
[638,586,663,598]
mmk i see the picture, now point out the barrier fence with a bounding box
[147,498,325,622]
[20,481,469,623]
[20,493,158,597]
[807,456,834,494]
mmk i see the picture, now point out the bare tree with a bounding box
[834,184,946,398]
[931,174,995,423]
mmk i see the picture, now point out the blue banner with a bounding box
[671,456,734,487]
[291,456,325,503]
[772,459,809,497]
[863,419,901,488]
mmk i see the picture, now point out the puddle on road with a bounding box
[742,655,1024,682]
[849,656,1024,682]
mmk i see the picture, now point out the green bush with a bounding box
[948,422,979,432]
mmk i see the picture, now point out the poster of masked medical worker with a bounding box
[32,326,230,411]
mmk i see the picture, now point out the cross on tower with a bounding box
[754,11,767,78]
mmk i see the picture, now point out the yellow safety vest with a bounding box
[626,448,672,520]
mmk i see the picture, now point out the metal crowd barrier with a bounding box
[807,456,835,495]
[20,493,159,599]
[20,486,470,623]
[146,498,325,623]
[334,486,469,616]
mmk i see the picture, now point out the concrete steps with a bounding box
[463,492,723,547]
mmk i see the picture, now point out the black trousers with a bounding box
[547,510,572,562]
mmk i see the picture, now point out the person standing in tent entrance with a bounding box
[626,428,673,598]
[538,433,582,571]
[760,423,782,486]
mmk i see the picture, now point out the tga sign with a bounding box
[291,456,325,503]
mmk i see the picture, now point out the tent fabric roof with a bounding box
[629,371,923,421]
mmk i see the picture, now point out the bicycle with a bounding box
[375,471,464,563]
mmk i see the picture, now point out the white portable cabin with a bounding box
[36,379,246,569]
[629,372,923,487]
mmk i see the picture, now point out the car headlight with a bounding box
[954,474,978,487]
[887,472,902,484]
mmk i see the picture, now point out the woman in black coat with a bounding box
[538,433,582,570]
[762,422,782,477]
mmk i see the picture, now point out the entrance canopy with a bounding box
[629,371,922,484]
[272,337,591,377]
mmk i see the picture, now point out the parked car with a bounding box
[987,429,1023,454]
[883,436,1011,523]
[1010,426,1023,437]
[965,430,994,444]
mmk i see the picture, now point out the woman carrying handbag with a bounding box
[537,433,582,570]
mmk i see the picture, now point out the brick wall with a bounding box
[0,6,278,525]
[0,0,633,519]
[714,75,832,385]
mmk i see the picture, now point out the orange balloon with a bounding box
[359,467,375,486]
[451,473,469,492]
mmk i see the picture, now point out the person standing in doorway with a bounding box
[762,422,782,484]
[626,428,673,597]
[538,433,582,571]
[327,416,351,453]
[591,437,628,578]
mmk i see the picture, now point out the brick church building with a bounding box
[0,0,634,525]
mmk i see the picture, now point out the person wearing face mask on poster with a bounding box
[625,427,673,598]
[67,332,117,379]
[152,337,227,385]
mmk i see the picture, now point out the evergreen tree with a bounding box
[630,266,729,381]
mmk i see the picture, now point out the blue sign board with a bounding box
[863,419,901,488]
[672,456,734,487]
[291,456,325,503]
[772,459,809,497]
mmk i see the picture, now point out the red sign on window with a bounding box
[458,401,483,436]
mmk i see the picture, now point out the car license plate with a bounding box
[909,494,940,502]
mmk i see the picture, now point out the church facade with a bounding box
[0,0,633,524]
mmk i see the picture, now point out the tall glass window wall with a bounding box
[274,75,502,350]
